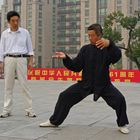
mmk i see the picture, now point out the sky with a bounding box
[0,0,3,9]
[0,0,3,5]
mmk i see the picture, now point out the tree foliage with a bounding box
[103,11,140,69]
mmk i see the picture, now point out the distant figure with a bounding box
[0,11,36,118]
[40,23,129,134]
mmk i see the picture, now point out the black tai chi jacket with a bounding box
[63,40,122,98]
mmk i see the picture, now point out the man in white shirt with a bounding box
[0,11,36,118]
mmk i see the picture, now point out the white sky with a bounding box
[0,0,3,9]
[0,0,3,4]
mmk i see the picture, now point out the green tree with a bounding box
[103,11,140,69]
[103,11,124,43]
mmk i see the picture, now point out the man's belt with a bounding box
[5,54,30,58]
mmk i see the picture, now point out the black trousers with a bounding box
[50,83,129,127]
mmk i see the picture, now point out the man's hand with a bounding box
[96,38,110,49]
[52,52,66,59]
[28,61,33,69]
[0,62,4,76]
[28,56,33,72]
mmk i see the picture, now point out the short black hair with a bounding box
[88,23,103,36]
[7,11,20,22]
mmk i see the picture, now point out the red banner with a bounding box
[28,68,140,83]
[109,70,140,82]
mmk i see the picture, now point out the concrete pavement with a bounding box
[0,79,140,140]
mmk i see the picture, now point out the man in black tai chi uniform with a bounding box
[40,23,129,134]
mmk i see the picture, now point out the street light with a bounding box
[134,10,140,21]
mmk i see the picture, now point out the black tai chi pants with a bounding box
[50,83,129,127]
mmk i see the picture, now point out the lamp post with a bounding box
[134,10,140,21]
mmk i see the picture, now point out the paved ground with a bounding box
[0,79,140,140]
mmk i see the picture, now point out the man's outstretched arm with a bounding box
[53,47,85,72]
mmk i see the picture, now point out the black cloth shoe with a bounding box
[94,94,100,101]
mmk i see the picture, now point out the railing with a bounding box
[57,1,80,7]
[57,17,81,22]
[58,9,80,15]
[57,33,80,38]
[57,25,80,30]
[57,41,80,45]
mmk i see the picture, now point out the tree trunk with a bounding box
[134,58,140,70]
